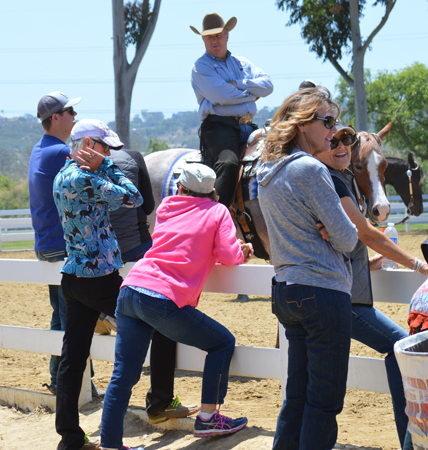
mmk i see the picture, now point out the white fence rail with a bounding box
[0,209,33,250]
[1,194,428,251]
[0,259,426,411]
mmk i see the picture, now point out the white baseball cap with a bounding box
[71,119,124,149]
[178,163,216,194]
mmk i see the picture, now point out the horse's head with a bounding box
[350,122,391,224]
[405,152,425,216]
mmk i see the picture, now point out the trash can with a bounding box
[394,330,428,449]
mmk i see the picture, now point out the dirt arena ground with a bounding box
[0,230,426,449]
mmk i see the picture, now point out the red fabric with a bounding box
[408,311,428,335]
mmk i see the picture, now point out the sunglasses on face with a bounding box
[330,134,357,149]
[315,116,337,129]
[92,139,111,154]
[56,107,75,116]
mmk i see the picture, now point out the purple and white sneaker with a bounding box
[194,410,248,437]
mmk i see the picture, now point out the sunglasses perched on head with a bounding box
[330,134,357,149]
[315,116,337,129]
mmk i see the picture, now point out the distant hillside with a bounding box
[0,107,278,181]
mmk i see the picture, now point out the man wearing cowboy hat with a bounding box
[53,119,143,450]
[190,13,273,207]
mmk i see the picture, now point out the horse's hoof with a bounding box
[236,294,250,301]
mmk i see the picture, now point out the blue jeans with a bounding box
[351,305,408,447]
[48,285,67,386]
[36,250,68,387]
[101,286,236,449]
[120,240,152,264]
[272,282,352,450]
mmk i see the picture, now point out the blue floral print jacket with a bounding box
[53,157,143,277]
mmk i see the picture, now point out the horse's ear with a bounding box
[408,151,417,168]
[377,121,393,141]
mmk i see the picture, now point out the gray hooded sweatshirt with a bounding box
[257,149,358,296]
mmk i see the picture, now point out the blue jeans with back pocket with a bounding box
[271,281,352,450]
[100,286,236,449]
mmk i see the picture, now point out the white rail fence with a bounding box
[0,209,33,250]
[0,259,426,412]
[1,196,428,251]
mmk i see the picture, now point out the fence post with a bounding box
[78,358,92,408]
[0,219,2,251]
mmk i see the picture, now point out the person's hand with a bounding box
[316,222,330,242]
[228,80,237,88]
[76,147,104,172]
[369,253,385,271]
[418,261,428,275]
[240,242,254,263]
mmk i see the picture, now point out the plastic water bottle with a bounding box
[381,223,398,270]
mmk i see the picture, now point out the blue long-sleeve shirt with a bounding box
[191,50,273,121]
[53,158,143,277]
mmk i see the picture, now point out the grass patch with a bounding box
[0,240,34,251]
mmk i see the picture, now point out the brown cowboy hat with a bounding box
[190,13,237,36]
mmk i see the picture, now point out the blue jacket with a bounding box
[28,135,69,252]
[53,158,143,277]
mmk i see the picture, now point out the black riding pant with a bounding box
[200,115,241,207]
[56,271,122,450]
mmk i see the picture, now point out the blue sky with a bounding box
[1,0,427,124]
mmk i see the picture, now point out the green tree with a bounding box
[0,174,29,210]
[336,63,428,158]
[145,137,169,154]
[276,0,397,131]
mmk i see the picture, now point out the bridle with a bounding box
[395,160,420,225]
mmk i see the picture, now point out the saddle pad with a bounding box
[162,150,202,199]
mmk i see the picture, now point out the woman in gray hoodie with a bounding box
[257,87,358,450]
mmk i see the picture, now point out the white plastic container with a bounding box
[394,331,428,449]
[382,223,398,270]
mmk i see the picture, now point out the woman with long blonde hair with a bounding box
[257,87,359,450]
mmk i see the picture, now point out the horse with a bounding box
[384,152,424,217]
[145,122,393,261]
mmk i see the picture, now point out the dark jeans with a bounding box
[55,271,122,450]
[351,304,408,446]
[101,287,235,449]
[201,115,254,207]
[121,239,176,416]
[272,282,352,450]
[36,250,68,387]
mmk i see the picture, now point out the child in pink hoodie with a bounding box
[100,164,253,449]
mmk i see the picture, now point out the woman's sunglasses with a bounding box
[92,139,111,154]
[315,116,337,129]
[330,134,357,149]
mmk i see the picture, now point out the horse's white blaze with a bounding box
[367,152,390,222]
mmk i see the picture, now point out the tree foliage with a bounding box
[124,0,151,49]
[336,63,428,158]
[276,0,397,131]
[145,137,169,154]
[0,174,29,210]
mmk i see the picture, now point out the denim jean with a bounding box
[121,239,176,416]
[271,282,352,450]
[351,304,408,447]
[56,271,122,450]
[36,250,68,387]
[100,286,236,449]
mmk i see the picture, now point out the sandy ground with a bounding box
[0,230,427,449]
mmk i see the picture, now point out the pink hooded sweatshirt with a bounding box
[122,196,244,308]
